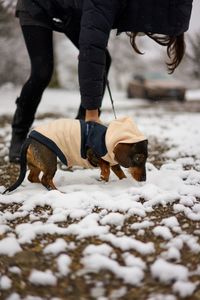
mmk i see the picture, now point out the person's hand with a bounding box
[85,109,101,123]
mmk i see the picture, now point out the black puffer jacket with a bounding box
[24,0,193,110]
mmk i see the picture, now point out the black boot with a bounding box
[9,131,27,163]
[9,97,36,163]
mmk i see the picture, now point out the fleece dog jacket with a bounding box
[29,117,146,168]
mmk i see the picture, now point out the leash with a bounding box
[106,79,117,119]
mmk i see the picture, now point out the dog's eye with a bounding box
[132,154,146,165]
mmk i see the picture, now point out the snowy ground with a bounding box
[0,85,200,300]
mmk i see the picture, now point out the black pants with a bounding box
[13,23,111,133]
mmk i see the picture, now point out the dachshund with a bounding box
[3,117,148,193]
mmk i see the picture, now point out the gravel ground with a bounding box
[0,100,200,300]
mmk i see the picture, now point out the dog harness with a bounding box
[29,117,146,168]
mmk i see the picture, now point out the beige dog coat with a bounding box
[29,117,146,168]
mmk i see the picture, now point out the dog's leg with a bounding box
[111,164,126,180]
[27,164,41,183]
[41,172,57,190]
[99,159,110,182]
[27,140,58,190]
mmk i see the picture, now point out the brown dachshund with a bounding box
[3,117,148,193]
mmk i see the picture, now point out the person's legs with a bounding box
[10,25,54,162]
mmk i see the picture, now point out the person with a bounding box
[9,0,193,163]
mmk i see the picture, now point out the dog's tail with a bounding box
[2,138,32,194]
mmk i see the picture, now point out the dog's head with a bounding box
[113,140,148,181]
[105,117,148,181]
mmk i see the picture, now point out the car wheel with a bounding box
[127,86,134,99]
[177,94,186,102]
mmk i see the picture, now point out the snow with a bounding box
[56,254,71,277]
[151,259,189,283]
[43,238,68,255]
[83,244,113,257]
[100,212,125,226]
[161,216,180,229]
[147,295,176,300]
[172,281,196,298]
[28,270,57,286]
[81,253,144,285]
[153,226,173,240]
[122,252,147,269]
[0,237,22,257]
[0,86,200,298]
[8,266,21,275]
[0,275,12,290]
[101,233,155,254]
[161,247,181,262]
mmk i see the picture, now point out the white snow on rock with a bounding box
[29,270,57,286]
[161,247,181,262]
[101,233,155,255]
[56,254,71,277]
[5,293,21,300]
[153,226,173,240]
[122,252,146,270]
[82,253,144,285]
[147,294,177,300]
[83,244,113,257]
[43,238,68,255]
[0,275,12,290]
[161,216,179,229]
[0,224,11,235]
[131,220,154,230]
[8,266,21,275]
[151,259,189,283]
[172,281,196,298]
[0,237,22,257]
[100,212,125,226]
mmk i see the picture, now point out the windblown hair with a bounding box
[127,32,185,74]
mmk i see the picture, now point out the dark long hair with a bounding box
[126,32,185,74]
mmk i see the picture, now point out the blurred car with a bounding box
[127,73,186,101]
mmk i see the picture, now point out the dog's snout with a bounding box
[129,167,146,182]
[141,173,146,182]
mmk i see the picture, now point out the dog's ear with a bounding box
[113,144,132,168]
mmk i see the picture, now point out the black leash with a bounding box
[106,79,117,119]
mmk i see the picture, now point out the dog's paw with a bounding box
[99,175,109,182]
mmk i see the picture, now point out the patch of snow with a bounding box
[82,253,144,285]
[83,244,113,257]
[131,220,154,230]
[0,237,22,257]
[153,226,173,240]
[29,270,57,286]
[151,259,189,283]
[161,247,181,262]
[147,294,177,300]
[122,252,146,269]
[101,233,155,255]
[0,275,12,290]
[172,281,196,298]
[8,266,21,275]
[56,254,71,277]
[100,212,125,226]
[43,238,68,255]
